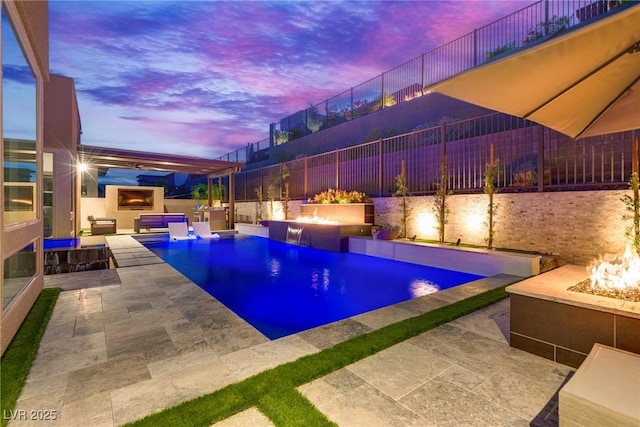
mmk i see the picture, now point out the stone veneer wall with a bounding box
[235,200,304,225]
[235,189,630,265]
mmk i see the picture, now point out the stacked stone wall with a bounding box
[235,190,630,265]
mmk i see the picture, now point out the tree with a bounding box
[191,181,224,205]
[622,136,640,254]
[433,159,450,244]
[255,185,263,223]
[394,160,412,239]
[191,183,208,202]
[484,144,499,249]
[280,164,291,220]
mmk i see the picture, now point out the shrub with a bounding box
[307,188,372,204]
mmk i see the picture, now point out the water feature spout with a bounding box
[286,224,304,245]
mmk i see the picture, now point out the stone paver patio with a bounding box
[9,235,573,426]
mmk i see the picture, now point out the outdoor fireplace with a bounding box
[117,188,154,211]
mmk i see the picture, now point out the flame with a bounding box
[589,245,640,291]
[294,215,338,225]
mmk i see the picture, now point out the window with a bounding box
[2,8,37,226]
[2,242,36,313]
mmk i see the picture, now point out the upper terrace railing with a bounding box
[233,114,637,203]
[215,0,626,164]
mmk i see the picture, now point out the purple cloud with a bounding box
[2,64,35,84]
[49,1,526,158]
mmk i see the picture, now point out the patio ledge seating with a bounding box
[559,343,640,426]
[134,213,187,233]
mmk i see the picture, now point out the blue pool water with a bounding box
[43,238,105,250]
[44,238,81,250]
[143,235,483,339]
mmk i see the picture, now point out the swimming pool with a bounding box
[44,238,81,250]
[143,235,483,339]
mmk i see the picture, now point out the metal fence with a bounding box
[233,113,638,202]
[217,0,627,164]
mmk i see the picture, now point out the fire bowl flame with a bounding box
[588,245,640,291]
[294,215,339,225]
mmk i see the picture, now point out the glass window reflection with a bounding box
[2,9,36,139]
[2,242,37,313]
[3,8,37,225]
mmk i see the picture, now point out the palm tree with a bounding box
[190,183,224,205]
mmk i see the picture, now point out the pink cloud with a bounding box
[49,0,530,158]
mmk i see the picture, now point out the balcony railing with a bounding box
[216,0,627,163]
[232,114,637,202]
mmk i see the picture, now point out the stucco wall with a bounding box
[81,197,200,230]
[235,190,630,265]
[104,185,165,229]
[80,197,107,229]
[44,75,79,150]
[164,199,199,225]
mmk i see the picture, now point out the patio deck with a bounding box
[10,235,574,426]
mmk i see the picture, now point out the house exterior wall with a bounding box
[44,75,79,149]
[1,0,50,355]
[80,197,199,230]
[44,74,81,238]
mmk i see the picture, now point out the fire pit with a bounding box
[267,195,375,252]
[507,265,640,368]
[508,99,640,369]
[294,214,338,225]
[570,246,640,302]
[268,220,372,252]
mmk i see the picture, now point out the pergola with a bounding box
[77,144,245,225]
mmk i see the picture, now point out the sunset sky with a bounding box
[9,1,528,159]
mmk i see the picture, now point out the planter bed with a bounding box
[299,203,374,224]
[348,237,540,277]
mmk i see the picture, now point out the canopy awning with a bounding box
[427,3,640,139]
[77,144,244,177]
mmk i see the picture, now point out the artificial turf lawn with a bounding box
[1,288,61,427]
[129,285,510,427]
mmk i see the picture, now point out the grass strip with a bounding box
[1,288,61,427]
[258,387,337,427]
[129,285,508,427]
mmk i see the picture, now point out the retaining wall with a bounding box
[235,189,630,265]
